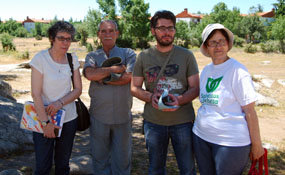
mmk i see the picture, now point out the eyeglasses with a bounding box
[155,26,175,32]
[56,36,72,42]
[207,39,227,47]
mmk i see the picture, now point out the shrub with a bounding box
[15,27,28,38]
[18,50,30,59]
[86,43,93,52]
[233,35,245,47]
[0,33,16,52]
[35,35,42,40]
[244,43,257,53]
[260,40,279,53]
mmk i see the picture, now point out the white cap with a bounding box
[200,23,234,57]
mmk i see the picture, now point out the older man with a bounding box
[131,10,199,175]
[83,20,136,175]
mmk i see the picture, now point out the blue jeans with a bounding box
[33,118,77,175]
[144,120,196,175]
[89,117,132,175]
[193,134,250,175]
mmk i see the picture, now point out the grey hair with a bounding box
[97,20,118,31]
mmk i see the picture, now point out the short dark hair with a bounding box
[47,21,76,45]
[150,10,176,28]
[205,29,229,46]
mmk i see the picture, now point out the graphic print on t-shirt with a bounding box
[201,76,223,106]
[146,64,181,92]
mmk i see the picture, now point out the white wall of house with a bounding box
[24,22,35,32]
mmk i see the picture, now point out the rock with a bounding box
[70,155,93,174]
[0,96,33,155]
[255,92,279,107]
[0,169,23,175]
[277,79,285,87]
[261,61,271,65]
[253,82,262,91]
[18,62,30,69]
[252,74,266,82]
[261,79,274,88]
[0,80,16,101]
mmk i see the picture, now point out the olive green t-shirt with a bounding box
[133,46,199,126]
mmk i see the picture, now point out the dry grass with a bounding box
[1,37,285,174]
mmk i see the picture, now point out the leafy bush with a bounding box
[116,37,135,49]
[15,27,28,38]
[260,40,280,53]
[77,27,88,46]
[0,33,16,52]
[233,35,245,47]
[135,39,150,49]
[35,35,42,40]
[18,50,30,59]
[86,43,93,52]
[244,43,257,53]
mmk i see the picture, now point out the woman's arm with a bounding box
[242,102,264,160]
[31,67,60,138]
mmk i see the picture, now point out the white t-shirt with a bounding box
[29,49,80,123]
[193,58,257,146]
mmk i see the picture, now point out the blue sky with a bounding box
[0,0,277,21]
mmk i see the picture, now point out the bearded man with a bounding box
[131,10,199,175]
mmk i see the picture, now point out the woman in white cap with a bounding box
[192,23,264,175]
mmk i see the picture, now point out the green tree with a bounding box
[15,27,28,37]
[272,16,285,53]
[240,15,265,43]
[0,33,16,51]
[175,21,190,48]
[85,8,102,37]
[97,0,116,20]
[273,0,285,17]
[118,0,151,49]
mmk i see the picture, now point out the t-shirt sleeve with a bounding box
[71,53,80,70]
[132,52,144,77]
[29,53,43,74]
[232,66,257,106]
[186,51,199,77]
[125,48,136,73]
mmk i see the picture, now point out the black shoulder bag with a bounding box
[67,53,90,131]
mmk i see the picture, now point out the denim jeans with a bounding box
[89,117,132,175]
[144,120,196,175]
[193,134,250,175]
[33,118,77,175]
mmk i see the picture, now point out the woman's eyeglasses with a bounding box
[207,39,227,47]
[56,36,72,42]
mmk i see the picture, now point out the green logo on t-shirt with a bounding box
[206,76,223,93]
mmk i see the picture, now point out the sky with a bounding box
[0,0,277,21]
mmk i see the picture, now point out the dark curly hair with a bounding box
[47,21,76,46]
[150,10,176,28]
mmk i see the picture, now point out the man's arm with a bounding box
[131,76,153,103]
[176,73,199,105]
[84,65,125,81]
[106,72,132,85]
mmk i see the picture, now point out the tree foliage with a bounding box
[273,0,285,17]
[240,15,265,43]
[85,8,102,37]
[272,16,285,53]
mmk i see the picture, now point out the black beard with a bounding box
[155,35,174,47]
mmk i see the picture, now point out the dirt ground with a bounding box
[0,38,285,174]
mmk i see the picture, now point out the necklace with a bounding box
[48,49,67,73]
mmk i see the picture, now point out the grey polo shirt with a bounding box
[83,46,136,124]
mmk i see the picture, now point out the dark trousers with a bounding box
[33,118,77,175]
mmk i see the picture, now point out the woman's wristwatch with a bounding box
[41,120,50,127]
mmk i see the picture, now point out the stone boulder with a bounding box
[0,80,16,101]
[256,92,279,107]
[0,96,33,155]
[0,169,23,175]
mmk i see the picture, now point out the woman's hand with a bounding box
[250,144,264,160]
[46,100,62,116]
[42,122,61,138]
